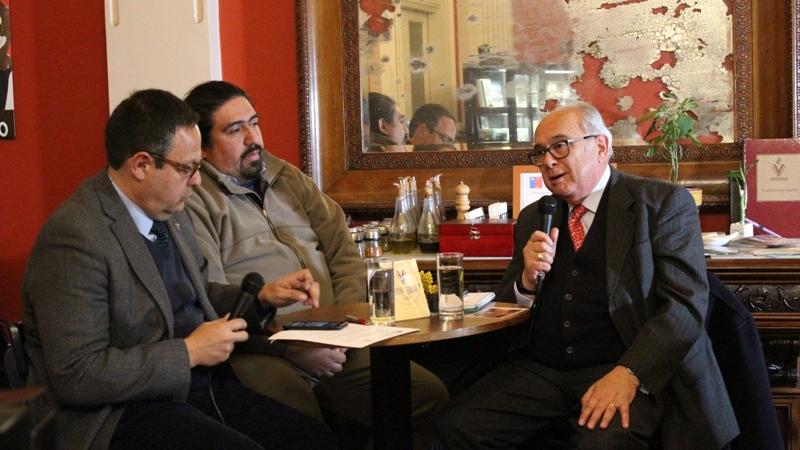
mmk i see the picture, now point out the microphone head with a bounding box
[241,272,264,295]
[538,195,558,215]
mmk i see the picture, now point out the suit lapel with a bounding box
[605,170,636,311]
[169,215,217,319]
[96,175,175,336]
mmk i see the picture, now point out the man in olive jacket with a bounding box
[184,81,447,430]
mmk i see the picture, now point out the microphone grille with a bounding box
[538,195,558,215]
[241,272,264,294]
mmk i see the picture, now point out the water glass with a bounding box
[437,252,464,320]
[366,257,395,325]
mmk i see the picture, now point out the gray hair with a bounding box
[546,101,613,159]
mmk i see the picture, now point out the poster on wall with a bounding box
[744,139,800,237]
[512,165,551,219]
[0,0,13,139]
[0,0,15,139]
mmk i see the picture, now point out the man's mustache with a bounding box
[241,144,264,161]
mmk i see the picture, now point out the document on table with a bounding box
[268,324,419,348]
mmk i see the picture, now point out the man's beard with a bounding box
[240,144,265,181]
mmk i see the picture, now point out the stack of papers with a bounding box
[712,235,800,258]
[727,235,800,248]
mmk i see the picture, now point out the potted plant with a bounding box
[727,160,757,236]
[639,92,703,204]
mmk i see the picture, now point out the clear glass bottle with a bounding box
[417,183,440,253]
[377,225,391,253]
[433,174,445,223]
[363,227,383,258]
[408,176,421,221]
[389,182,417,253]
[349,227,364,258]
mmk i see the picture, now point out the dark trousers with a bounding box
[110,366,337,450]
[435,357,662,450]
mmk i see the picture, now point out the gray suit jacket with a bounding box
[498,169,739,449]
[22,172,240,450]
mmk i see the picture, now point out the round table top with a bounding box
[271,302,530,347]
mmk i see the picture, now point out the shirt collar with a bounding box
[109,175,155,239]
[201,160,266,195]
[572,165,611,214]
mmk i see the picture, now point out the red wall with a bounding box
[0,1,109,320]
[0,1,301,320]
[219,1,300,166]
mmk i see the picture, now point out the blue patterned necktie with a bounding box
[150,221,170,248]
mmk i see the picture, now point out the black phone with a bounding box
[283,320,348,331]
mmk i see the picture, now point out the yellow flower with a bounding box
[419,271,438,294]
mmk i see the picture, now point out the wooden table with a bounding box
[272,302,530,450]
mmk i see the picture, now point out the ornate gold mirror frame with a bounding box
[298,0,792,214]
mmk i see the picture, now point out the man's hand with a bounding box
[285,346,347,378]
[259,269,320,308]
[520,228,559,291]
[184,316,248,368]
[578,365,641,430]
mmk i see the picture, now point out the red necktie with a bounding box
[568,204,589,251]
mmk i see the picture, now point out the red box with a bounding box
[439,219,515,256]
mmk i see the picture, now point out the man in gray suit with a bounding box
[435,102,739,449]
[22,89,336,450]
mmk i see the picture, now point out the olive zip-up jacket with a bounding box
[186,153,366,313]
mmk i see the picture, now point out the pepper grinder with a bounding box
[455,181,470,220]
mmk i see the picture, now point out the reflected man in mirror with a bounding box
[184,81,447,442]
[435,102,739,449]
[409,103,457,151]
[367,91,408,152]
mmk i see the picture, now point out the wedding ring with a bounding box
[608,403,616,409]
[537,253,544,261]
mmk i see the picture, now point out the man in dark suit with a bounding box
[22,89,336,450]
[435,102,739,449]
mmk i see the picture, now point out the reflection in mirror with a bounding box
[359,0,734,153]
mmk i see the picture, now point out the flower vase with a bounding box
[426,292,438,316]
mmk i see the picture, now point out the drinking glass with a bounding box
[437,252,464,320]
[366,257,395,325]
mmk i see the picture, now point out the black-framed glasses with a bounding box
[526,135,598,167]
[431,129,456,145]
[147,152,201,180]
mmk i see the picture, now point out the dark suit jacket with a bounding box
[497,169,739,449]
[21,172,243,450]
[707,271,783,450]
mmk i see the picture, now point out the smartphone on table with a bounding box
[283,320,348,330]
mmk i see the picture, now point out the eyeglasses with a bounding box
[147,152,202,180]
[526,135,598,167]
[431,129,456,145]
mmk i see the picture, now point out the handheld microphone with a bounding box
[535,196,558,294]
[229,272,264,319]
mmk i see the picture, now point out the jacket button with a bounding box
[563,320,571,328]
[565,294,573,301]
[571,270,579,277]
[566,346,574,354]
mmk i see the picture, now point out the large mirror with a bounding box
[298,0,793,212]
[360,0,736,154]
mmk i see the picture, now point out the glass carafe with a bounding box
[417,184,440,253]
[389,182,417,253]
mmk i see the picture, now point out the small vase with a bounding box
[730,221,754,237]
[426,292,438,315]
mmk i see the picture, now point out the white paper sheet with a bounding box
[268,324,419,348]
